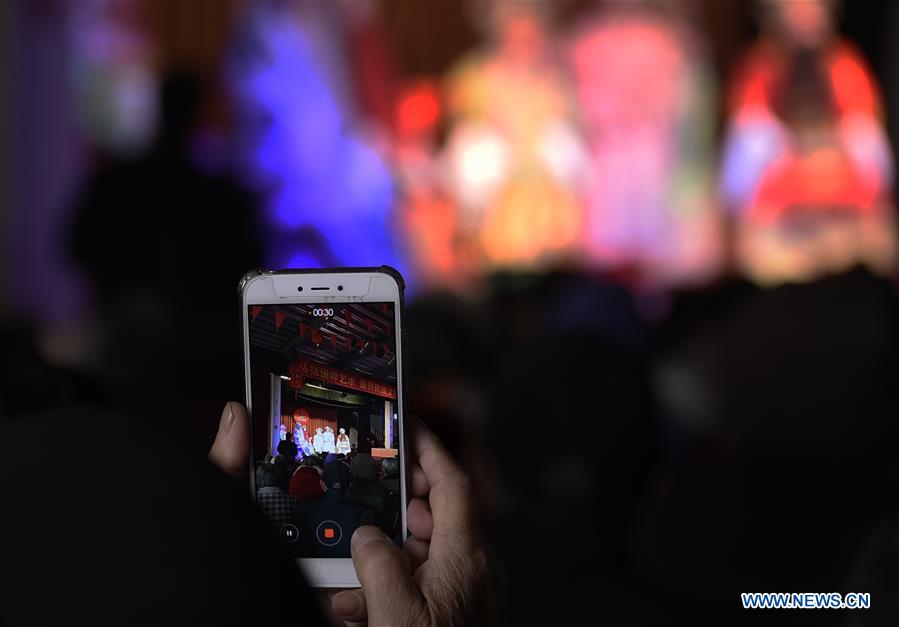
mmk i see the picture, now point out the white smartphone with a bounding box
[240,267,407,588]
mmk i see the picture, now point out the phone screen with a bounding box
[247,301,402,558]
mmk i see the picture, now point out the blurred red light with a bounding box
[397,82,440,137]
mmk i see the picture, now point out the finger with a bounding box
[208,402,250,479]
[407,497,433,541]
[403,536,430,571]
[351,526,426,625]
[314,590,344,627]
[331,589,367,625]
[408,415,475,535]
[409,462,430,498]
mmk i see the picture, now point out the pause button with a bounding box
[279,524,299,543]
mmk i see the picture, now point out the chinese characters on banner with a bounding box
[288,359,397,400]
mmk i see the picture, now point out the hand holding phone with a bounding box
[209,404,505,625]
[331,415,506,626]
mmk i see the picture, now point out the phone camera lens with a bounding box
[297,286,303,292]
[338,285,344,291]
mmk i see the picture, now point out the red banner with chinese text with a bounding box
[288,359,396,400]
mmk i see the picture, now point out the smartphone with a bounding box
[240,267,407,587]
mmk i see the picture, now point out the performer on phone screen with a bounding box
[312,427,324,454]
[273,423,287,457]
[336,428,351,455]
[322,426,336,454]
[294,423,310,460]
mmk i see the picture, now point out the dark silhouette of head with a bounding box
[255,463,282,490]
[381,457,399,479]
[322,461,351,492]
[155,69,203,157]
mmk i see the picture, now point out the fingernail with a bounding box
[219,402,235,436]
[332,591,362,617]
[351,525,384,553]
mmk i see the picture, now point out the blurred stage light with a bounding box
[230,6,404,276]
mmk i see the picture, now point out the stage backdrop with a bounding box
[279,404,337,441]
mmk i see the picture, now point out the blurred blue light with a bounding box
[287,252,325,269]
[234,7,406,277]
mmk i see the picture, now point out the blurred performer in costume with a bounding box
[394,80,474,290]
[568,1,721,286]
[336,428,352,455]
[720,0,896,284]
[443,1,587,269]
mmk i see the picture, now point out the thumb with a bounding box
[351,526,427,626]
[209,402,250,479]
